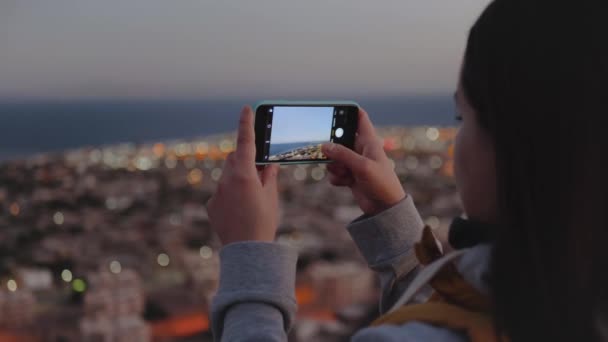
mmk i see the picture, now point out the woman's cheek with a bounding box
[453,127,466,197]
[453,123,498,222]
[453,125,476,218]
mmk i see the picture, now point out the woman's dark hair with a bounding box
[461,0,608,341]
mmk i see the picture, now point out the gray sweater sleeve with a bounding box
[211,241,298,341]
[346,195,425,313]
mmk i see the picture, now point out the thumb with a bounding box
[261,164,279,190]
[322,143,369,175]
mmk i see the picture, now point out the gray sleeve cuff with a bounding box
[211,241,298,341]
[347,195,424,277]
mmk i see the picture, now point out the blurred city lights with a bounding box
[405,156,419,170]
[9,202,20,216]
[383,137,397,151]
[199,246,213,259]
[426,127,440,141]
[196,142,209,155]
[157,253,170,267]
[53,211,65,225]
[109,260,122,274]
[187,168,204,185]
[103,151,116,167]
[105,197,118,210]
[204,158,216,169]
[208,146,221,160]
[164,156,178,169]
[311,167,325,181]
[72,278,87,292]
[61,269,73,282]
[153,143,166,157]
[294,168,307,181]
[403,136,416,150]
[135,157,152,171]
[169,213,182,226]
[184,157,197,169]
[429,155,443,169]
[175,144,191,157]
[83,175,97,188]
[89,149,102,164]
[211,168,222,181]
[7,279,17,292]
[219,139,234,153]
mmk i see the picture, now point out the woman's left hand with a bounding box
[206,106,281,246]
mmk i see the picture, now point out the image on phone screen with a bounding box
[255,104,358,164]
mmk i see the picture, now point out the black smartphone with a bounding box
[254,101,359,165]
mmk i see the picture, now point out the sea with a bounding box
[0,95,456,161]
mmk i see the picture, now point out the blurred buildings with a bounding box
[0,126,460,341]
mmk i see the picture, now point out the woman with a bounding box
[206,0,608,341]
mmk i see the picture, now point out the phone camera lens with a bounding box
[335,127,344,138]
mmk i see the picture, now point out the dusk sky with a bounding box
[0,0,490,101]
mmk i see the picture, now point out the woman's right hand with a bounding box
[322,108,406,216]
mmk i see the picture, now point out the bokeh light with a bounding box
[109,260,122,274]
[429,155,443,169]
[61,269,73,282]
[53,211,65,225]
[405,156,419,170]
[9,202,20,216]
[199,246,213,259]
[165,156,178,169]
[72,278,87,292]
[187,168,204,185]
[7,279,17,292]
[294,168,307,181]
[211,168,222,181]
[426,127,440,141]
[157,253,170,267]
[311,167,325,181]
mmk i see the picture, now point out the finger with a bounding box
[322,143,372,177]
[235,106,256,164]
[328,172,355,187]
[357,135,386,161]
[222,152,236,173]
[357,108,377,140]
[261,164,279,190]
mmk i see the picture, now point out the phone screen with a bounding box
[255,104,358,164]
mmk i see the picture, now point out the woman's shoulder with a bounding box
[352,321,468,342]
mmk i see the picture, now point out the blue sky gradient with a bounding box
[270,106,333,144]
